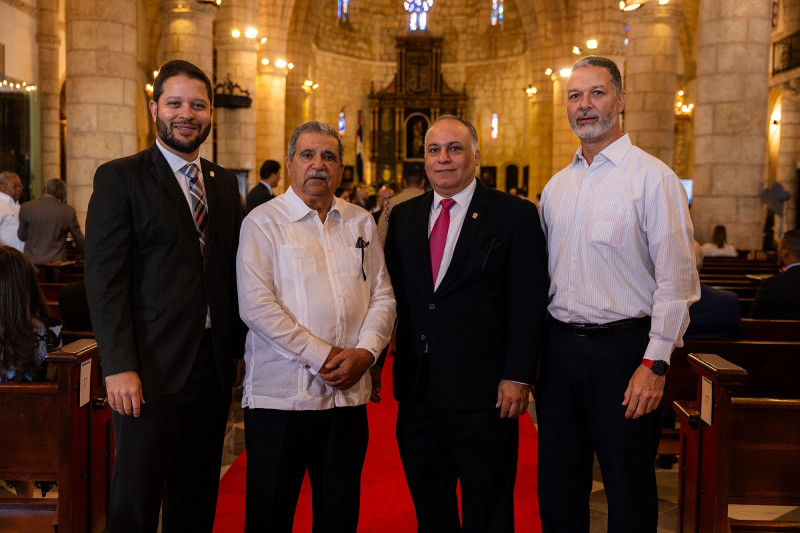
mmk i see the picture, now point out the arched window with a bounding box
[491,0,503,26]
[491,113,498,140]
[404,0,433,31]
[338,0,349,23]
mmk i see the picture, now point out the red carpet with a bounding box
[214,362,541,532]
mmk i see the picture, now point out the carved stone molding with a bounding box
[36,33,61,47]
[2,0,38,17]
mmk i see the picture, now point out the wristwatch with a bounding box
[642,359,669,376]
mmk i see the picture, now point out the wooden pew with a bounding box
[673,352,800,533]
[0,340,113,533]
[658,339,800,456]
[740,318,800,341]
[35,261,84,284]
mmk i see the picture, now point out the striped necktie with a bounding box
[180,163,207,255]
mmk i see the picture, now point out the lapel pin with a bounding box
[209,171,215,178]
[472,212,478,219]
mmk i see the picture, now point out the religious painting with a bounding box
[406,115,428,160]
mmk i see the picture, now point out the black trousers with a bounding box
[108,330,231,533]
[536,322,662,533]
[397,403,519,533]
[243,404,369,533]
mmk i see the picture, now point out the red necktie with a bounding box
[430,198,456,284]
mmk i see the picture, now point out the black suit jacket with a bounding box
[85,143,246,394]
[750,265,800,319]
[684,283,742,340]
[385,180,549,411]
[244,182,275,215]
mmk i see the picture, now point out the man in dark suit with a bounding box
[751,229,800,319]
[18,178,85,264]
[685,241,742,340]
[384,115,549,532]
[244,159,280,215]
[85,59,245,533]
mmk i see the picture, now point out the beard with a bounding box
[569,110,618,140]
[156,115,211,155]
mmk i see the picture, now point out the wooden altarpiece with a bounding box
[368,35,467,184]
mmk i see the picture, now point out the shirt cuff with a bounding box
[642,338,676,365]
[304,336,336,375]
[355,332,384,367]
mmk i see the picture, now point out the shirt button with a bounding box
[428,304,435,310]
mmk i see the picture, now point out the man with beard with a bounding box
[85,59,246,532]
[236,121,395,532]
[537,56,699,532]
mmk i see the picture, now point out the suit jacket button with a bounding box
[420,334,426,341]
[428,304,435,310]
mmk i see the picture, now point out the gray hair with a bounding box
[571,56,623,95]
[44,178,67,201]
[426,114,479,152]
[0,171,19,186]
[287,121,344,163]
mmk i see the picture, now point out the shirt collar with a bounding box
[432,177,477,210]
[784,262,800,271]
[572,133,632,167]
[285,186,340,223]
[261,181,273,194]
[155,139,201,174]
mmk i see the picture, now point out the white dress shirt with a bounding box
[0,191,24,252]
[236,186,396,411]
[429,178,477,290]
[541,134,700,364]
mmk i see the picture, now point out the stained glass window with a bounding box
[338,0,349,23]
[339,112,346,136]
[491,113,498,139]
[491,0,503,26]
[404,0,433,31]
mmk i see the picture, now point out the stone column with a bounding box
[36,0,61,183]
[624,0,683,166]
[214,1,258,182]
[776,84,800,232]
[158,0,218,161]
[692,0,772,248]
[65,0,138,225]
[158,0,218,75]
[255,66,287,191]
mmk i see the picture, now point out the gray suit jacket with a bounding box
[18,195,85,265]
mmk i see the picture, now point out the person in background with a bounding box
[336,187,352,202]
[684,241,742,340]
[377,170,426,247]
[0,171,25,252]
[372,185,394,223]
[538,56,699,533]
[353,184,369,209]
[85,59,245,532]
[750,229,800,319]
[245,159,281,215]
[701,224,738,257]
[237,121,395,532]
[0,246,62,497]
[17,178,85,265]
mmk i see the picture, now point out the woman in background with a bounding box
[0,245,62,497]
[702,225,738,257]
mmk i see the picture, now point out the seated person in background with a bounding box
[0,245,63,497]
[335,187,351,202]
[701,224,738,257]
[751,229,800,319]
[17,178,86,265]
[685,241,742,340]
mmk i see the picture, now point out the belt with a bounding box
[551,316,650,337]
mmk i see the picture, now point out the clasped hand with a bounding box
[319,346,373,391]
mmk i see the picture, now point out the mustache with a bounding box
[575,112,598,121]
[305,171,329,180]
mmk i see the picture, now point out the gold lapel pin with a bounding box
[209,171,215,178]
[472,212,478,219]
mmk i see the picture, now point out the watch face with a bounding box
[652,361,669,376]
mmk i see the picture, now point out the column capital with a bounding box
[215,33,259,51]
[624,1,683,26]
[159,0,218,20]
[36,33,60,47]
